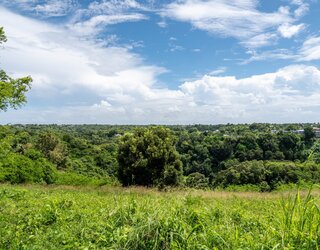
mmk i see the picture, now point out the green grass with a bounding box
[0,185,320,249]
[54,171,119,186]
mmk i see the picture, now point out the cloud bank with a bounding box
[1,5,319,124]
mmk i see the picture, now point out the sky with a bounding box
[0,0,320,124]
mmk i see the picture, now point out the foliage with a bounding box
[118,126,183,186]
[55,171,117,186]
[185,172,209,189]
[1,123,320,188]
[0,27,32,111]
[0,153,56,184]
[0,27,7,44]
[37,132,68,168]
[304,126,316,146]
[214,161,320,191]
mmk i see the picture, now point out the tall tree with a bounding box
[0,27,32,111]
[118,126,183,186]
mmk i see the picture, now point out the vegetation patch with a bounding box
[0,185,319,249]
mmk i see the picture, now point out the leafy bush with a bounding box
[54,171,115,186]
[185,172,209,189]
[0,153,56,184]
[214,161,320,191]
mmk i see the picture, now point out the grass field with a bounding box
[1,185,320,249]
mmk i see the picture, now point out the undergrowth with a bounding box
[0,185,319,249]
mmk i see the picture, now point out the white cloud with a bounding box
[241,33,278,48]
[298,36,320,61]
[70,13,147,35]
[295,4,309,17]
[241,49,297,64]
[161,0,296,48]
[0,7,177,112]
[169,44,184,52]
[278,23,305,38]
[288,0,309,18]
[1,0,36,10]
[87,0,146,14]
[208,67,226,76]
[178,64,320,123]
[157,20,167,28]
[160,0,311,49]
[2,0,150,35]
[293,2,309,18]
[68,0,149,36]
[243,35,320,64]
[291,0,304,5]
[2,0,77,17]
[93,100,112,108]
[34,0,77,17]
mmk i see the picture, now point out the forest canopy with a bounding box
[0,123,319,191]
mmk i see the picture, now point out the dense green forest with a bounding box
[1,123,320,191]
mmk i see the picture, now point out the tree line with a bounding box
[0,124,320,191]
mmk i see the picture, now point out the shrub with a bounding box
[55,171,115,186]
[185,172,209,189]
[0,152,56,184]
[213,161,320,191]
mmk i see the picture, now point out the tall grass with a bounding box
[0,185,319,249]
[279,188,320,249]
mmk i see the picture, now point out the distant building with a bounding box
[261,128,320,138]
[292,129,304,135]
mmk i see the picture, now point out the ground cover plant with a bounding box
[0,185,320,249]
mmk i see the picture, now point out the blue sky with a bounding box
[0,0,320,124]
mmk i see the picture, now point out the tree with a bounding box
[0,27,32,111]
[208,136,234,171]
[257,133,280,160]
[0,27,6,44]
[234,133,263,161]
[304,126,315,147]
[37,132,67,168]
[278,132,303,161]
[118,126,183,186]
